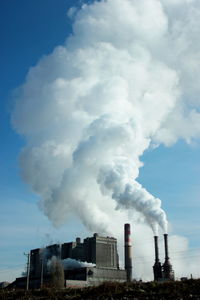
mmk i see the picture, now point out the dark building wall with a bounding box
[64,268,87,281]
[72,243,85,261]
[30,248,41,277]
[61,242,74,259]
[43,244,61,275]
[83,236,96,264]
[30,244,61,278]
[61,242,85,261]
[46,244,61,260]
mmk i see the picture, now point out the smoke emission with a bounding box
[48,256,64,288]
[62,258,96,270]
[12,0,200,236]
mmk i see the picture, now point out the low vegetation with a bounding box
[1,279,200,300]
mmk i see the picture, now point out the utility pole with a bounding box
[24,252,30,290]
[40,258,44,289]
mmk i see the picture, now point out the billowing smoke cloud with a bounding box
[12,0,200,236]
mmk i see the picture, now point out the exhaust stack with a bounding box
[124,223,132,282]
[162,234,174,280]
[153,236,162,281]
[164,234,169,260]
[154,236,159,262]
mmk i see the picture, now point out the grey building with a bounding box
[60,233,118,269]
[65,266,126,287]
[83,233,119,269]
[27,232,126,288]
[30,248,41,277]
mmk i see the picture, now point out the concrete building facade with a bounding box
[26,233,126,288]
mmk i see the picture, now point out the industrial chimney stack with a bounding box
[124,223,132,282]
[162,234,174,280]
[153,236,162,281]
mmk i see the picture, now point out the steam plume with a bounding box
[48,256,64,288]
[62,258,95,270]
[12,0,200,234]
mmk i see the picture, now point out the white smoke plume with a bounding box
[62,258,95,270]
[12,0,200,245]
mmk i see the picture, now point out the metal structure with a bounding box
[124,223,132,282]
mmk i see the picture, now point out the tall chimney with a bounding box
[154,236,159,262]
[153,236,162,281]
[124,223,132,282]
[162,234,174,280]
[164,234,169,260]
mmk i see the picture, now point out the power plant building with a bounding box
[20,233,126,289]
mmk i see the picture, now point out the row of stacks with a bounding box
[153,234,174,281]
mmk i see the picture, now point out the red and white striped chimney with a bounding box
[124,223,132,282]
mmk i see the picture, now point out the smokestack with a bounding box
[164,233,169,260]
[153,236,162,281]
[154,236,159,262]
[162,234,174,280]
[124,223,132,282]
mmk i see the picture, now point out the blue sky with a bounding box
[140,141,200,245]
[1,0,200,282]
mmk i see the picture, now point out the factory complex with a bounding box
[13,224,174,289]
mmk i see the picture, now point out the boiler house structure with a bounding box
[16,232,127,289]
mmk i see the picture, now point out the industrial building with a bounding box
[15,230,128,289]
[29,233,120,278]
[13,224,174,289]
